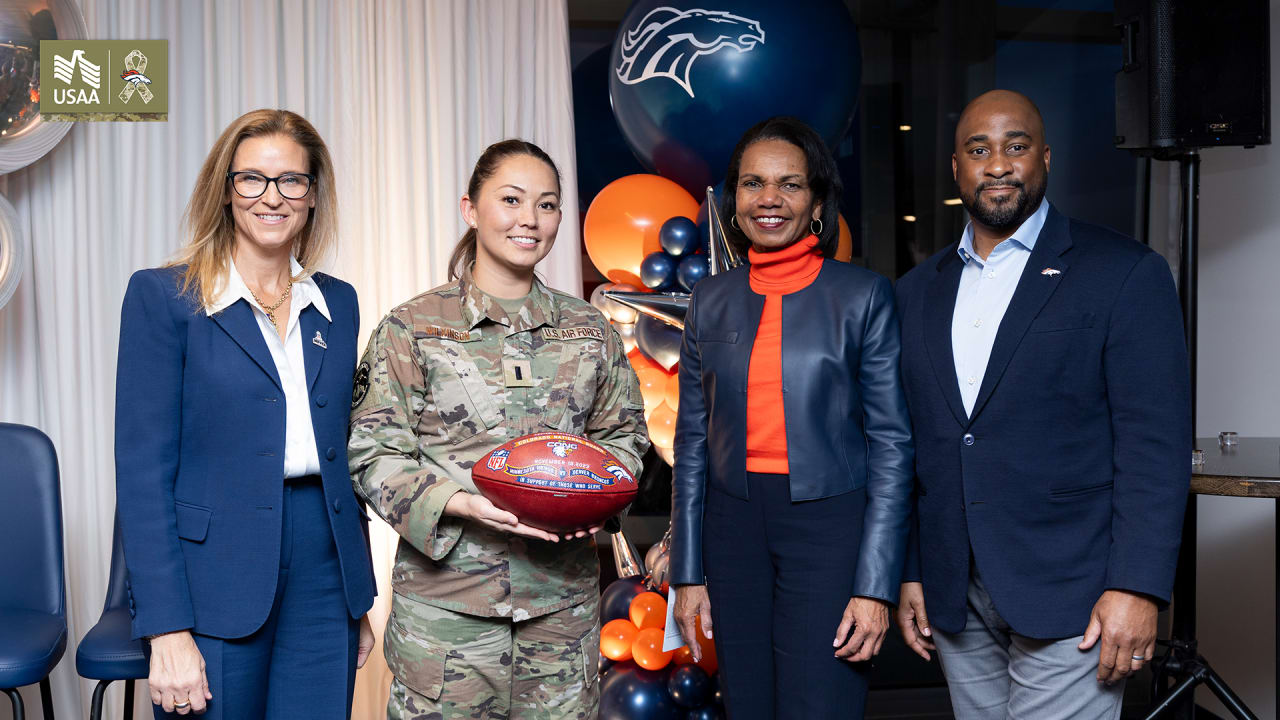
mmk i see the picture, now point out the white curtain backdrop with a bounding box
[0,1,581,718]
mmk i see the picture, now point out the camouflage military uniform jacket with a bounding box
[349,270,649,620]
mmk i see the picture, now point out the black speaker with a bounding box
[1115,0,1270,154]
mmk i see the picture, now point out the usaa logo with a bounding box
[615,6,765,99]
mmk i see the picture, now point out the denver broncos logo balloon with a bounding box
[614,7,765,98]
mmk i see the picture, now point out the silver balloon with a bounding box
[612,318,636,354]
[593,282,640,323]
[648,553,670,590]
[0,0,87,173]
[0,193,24,310]
[589,282,616,320]
[644,539,665,571]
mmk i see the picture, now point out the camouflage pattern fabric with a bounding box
[384,592,601,720]
[349,269,647,704]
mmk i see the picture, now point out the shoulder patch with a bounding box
[352,361,371,408]
[542,326,605,341]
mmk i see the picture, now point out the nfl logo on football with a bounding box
[487,449,509,471]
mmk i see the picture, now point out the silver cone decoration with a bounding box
[610,527,645,579]
[601,290,689,330]
[706,185,744,275]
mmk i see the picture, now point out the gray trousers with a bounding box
[932,572,1124,720]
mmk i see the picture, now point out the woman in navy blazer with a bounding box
[670,117,914,720]
[115,109,376,719]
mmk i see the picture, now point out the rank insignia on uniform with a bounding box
[503,358,534,388]
[312,331,327,349]
[351,361,370,408]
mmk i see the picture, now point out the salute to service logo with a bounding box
[40,40,167,120]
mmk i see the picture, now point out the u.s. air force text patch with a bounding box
[542,327,605,341]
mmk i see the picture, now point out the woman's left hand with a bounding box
[833,597,890,662]
[356,615,375,669]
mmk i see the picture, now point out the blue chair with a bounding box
[75,516,146,720]
[0,423,67,720]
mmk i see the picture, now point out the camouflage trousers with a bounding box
[384,592,601,720]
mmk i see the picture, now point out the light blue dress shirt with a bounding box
[952,198,1049,416]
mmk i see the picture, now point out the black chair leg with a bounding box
[39,677,54,719]
[90,679,111,720]
[4,687,25,720]
[122,679,135,720]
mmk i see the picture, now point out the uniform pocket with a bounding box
[580,622,601,689]
[384,613,447,701]
[424,347,501,444]
[543,342,603,433]
[173,501,211,542]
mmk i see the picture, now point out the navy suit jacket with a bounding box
[671,261,914,603]
[115,266,376,640]
[895,204,1191,639]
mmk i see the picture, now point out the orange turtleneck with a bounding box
[745,234,824,474]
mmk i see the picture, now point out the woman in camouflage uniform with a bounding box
[349,140,650,719]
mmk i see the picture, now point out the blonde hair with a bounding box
[168,109,339,308]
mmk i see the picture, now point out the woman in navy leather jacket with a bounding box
[670,116,914,720]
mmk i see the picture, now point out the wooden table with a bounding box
[1190,437,1280,714]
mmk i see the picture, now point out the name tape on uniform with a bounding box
[542,327,605,342]
[421,325,480,342]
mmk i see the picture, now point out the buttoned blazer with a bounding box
[115,266,376,640]
[895,204,1191,639]
[669,260,915,603]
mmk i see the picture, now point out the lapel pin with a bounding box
[1040,268,1061,276]
[312,331,327,349]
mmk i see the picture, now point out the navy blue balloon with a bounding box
[640,252,679,291]
[572,46,648,205]
[601,576,647,624]
[676,254,709,293]
[600,662,681,720]
[711,672,724,706]
[635,313,683,371]
[685,706,724,720]
[667,665,712,709]
[660,216,700,257]
[609,0,861,195]
[599,656,616,676]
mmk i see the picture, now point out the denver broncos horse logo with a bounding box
[615,7,765,99]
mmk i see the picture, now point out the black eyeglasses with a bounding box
[226,171,316,200]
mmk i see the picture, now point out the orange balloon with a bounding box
[634,367,668,413]
[648,402,677,448]
[629,591,668,630]
[584,174,699,287]
[692,615,717,675]
[664,371,680,410]
[631,627,674,670]
[672,643,695,666]
[628,348,665,376]
[835,214,854,263]
[600,618,639,662]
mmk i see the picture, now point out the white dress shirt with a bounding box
[952,198,1049,416]
[206,256,330,478]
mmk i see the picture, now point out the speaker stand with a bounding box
[1141,150,1258,720]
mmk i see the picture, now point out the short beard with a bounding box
[961,177,1047,231]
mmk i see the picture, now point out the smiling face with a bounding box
[952,91,1050,234]
[461,153,562,284]
[226,134,315,256]
[733,138,822,252]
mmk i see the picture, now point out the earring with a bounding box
[730,215,741,231]
[810,218,824,236]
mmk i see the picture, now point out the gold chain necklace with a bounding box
[248,282,292,333]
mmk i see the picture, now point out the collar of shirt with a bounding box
[956,198,1050,267]
[205,255,331,322]
[457,265,556,334]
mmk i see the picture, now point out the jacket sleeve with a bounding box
[1102,252,1191,603]
[584,323,649,479]
[348,310,466,561]
[851,275,916,604]
[894,276,923,585]
[670,289,709,586]
[115,269,197,639]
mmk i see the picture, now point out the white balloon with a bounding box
[606,283,640,324]
[613,319,637,354]
[589,282,617,321]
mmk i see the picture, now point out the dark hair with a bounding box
[720,116,843,258]
[448,139,562,280]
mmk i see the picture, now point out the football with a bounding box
[472,432,638,533]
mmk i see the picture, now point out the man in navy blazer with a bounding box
[893,90,1190,718]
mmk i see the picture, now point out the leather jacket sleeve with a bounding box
[670,289,709,586]
[850,276,915,604]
